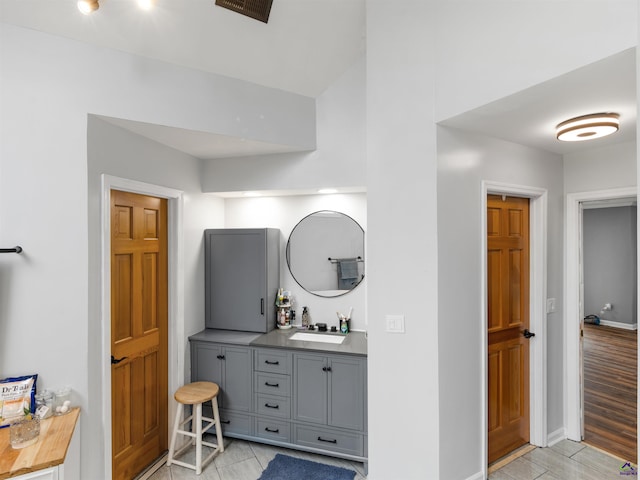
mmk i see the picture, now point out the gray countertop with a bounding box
[189,328,367,356]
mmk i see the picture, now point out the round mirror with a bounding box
[286,210,365,298]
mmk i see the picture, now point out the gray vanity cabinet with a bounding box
[293,352,367,454]
[190,341,253,434]
[204,228,280,333]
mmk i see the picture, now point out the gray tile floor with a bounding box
[149,437,630,479]
[149,435,367,480]
[489,439,635,480]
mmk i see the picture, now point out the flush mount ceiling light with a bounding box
[77,0,99,14]
[556,113,620,142]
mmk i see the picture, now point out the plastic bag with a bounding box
[0,374,38,428]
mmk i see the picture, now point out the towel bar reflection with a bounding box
[328,256,363,263]
[0,246,23,254]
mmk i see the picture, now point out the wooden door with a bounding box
[487,194,530,463]
[111,190,168,480]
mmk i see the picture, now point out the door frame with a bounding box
[565,186,637,442]
[101,174,185,480]
[481,181,548,473]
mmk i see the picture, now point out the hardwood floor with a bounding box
[583,323,637,463]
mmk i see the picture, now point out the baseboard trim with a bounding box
[547,428,566,447]
[464,472,484,480]
[598,320,638,330]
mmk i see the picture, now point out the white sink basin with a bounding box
[289,332,345,344]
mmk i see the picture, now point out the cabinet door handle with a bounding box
[220,419,230,424]
[322,366,332,372]
[265,360,280,365]
[216,354,225,360]
[265,382,279,387]
[264,403,280,409]
[265,427,280,433]
[261,298,264,315]
[317,436,337,444]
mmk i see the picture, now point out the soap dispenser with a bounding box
[301,306,310,328]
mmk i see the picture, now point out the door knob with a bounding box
[523,329,536,339]
[111,355,128,364]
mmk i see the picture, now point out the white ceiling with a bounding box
[0,0,366,98]
[1,1,636,160]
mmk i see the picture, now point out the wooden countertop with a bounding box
[0,408,80,479]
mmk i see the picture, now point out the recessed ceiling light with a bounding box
[318,188,338,194]
[77,0,99,14]
[556,113,620,142]
[137,0,155,10]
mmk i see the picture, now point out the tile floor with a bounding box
[489,439,635,480]
[148,437,631,479]
[148,435,367,480]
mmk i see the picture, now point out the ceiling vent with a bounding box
[215,0,273,23]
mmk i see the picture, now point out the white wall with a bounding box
[200,55,366,193]
[1,0,638,478]
[366,2,440,478]
[433,1,638,121]
[0,23,315,478]
[366,2,636,478]
[224,193,367,331]
[437,127,565,477]
[564,141,637,193]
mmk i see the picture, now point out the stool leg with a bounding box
[167,403,183,466]
[195,402,203,475]
[211,396,224,452]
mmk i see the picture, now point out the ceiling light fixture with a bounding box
[77,0,99,14]
[318,188,338,194]
[556,113,620,142]
[136,0,155,10]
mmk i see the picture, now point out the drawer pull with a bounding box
[265,427,280,433]
[265,360,280,365]
[264,403,279,409]
[265,382,280,387]
[317,436,337,444]
[220,420,230,424]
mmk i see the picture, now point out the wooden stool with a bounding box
[166,381,224,474]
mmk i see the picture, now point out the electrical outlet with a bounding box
[385,314,405,333]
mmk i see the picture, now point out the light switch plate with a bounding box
[546,298,556,314]
[386,314,405,333]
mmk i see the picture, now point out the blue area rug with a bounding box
[258,453,357,480]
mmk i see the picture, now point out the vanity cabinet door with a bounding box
[293,354,327,425]
[293,352,367,432]
[327,356,366,431]
[221,346,253,413]
[191,342,224,404]
[190,342,252,412]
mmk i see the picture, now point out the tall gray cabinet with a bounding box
[204,228,280,332]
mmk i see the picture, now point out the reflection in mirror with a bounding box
[286,210,365,298]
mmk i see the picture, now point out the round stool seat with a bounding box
[174,381,219,405]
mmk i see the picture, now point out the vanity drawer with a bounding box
[218,409,253,436]
[256,393,291,418]
[256,418,291,443]
[255,348,291,374]
[294,425,364,457]
[255,372,291,397]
